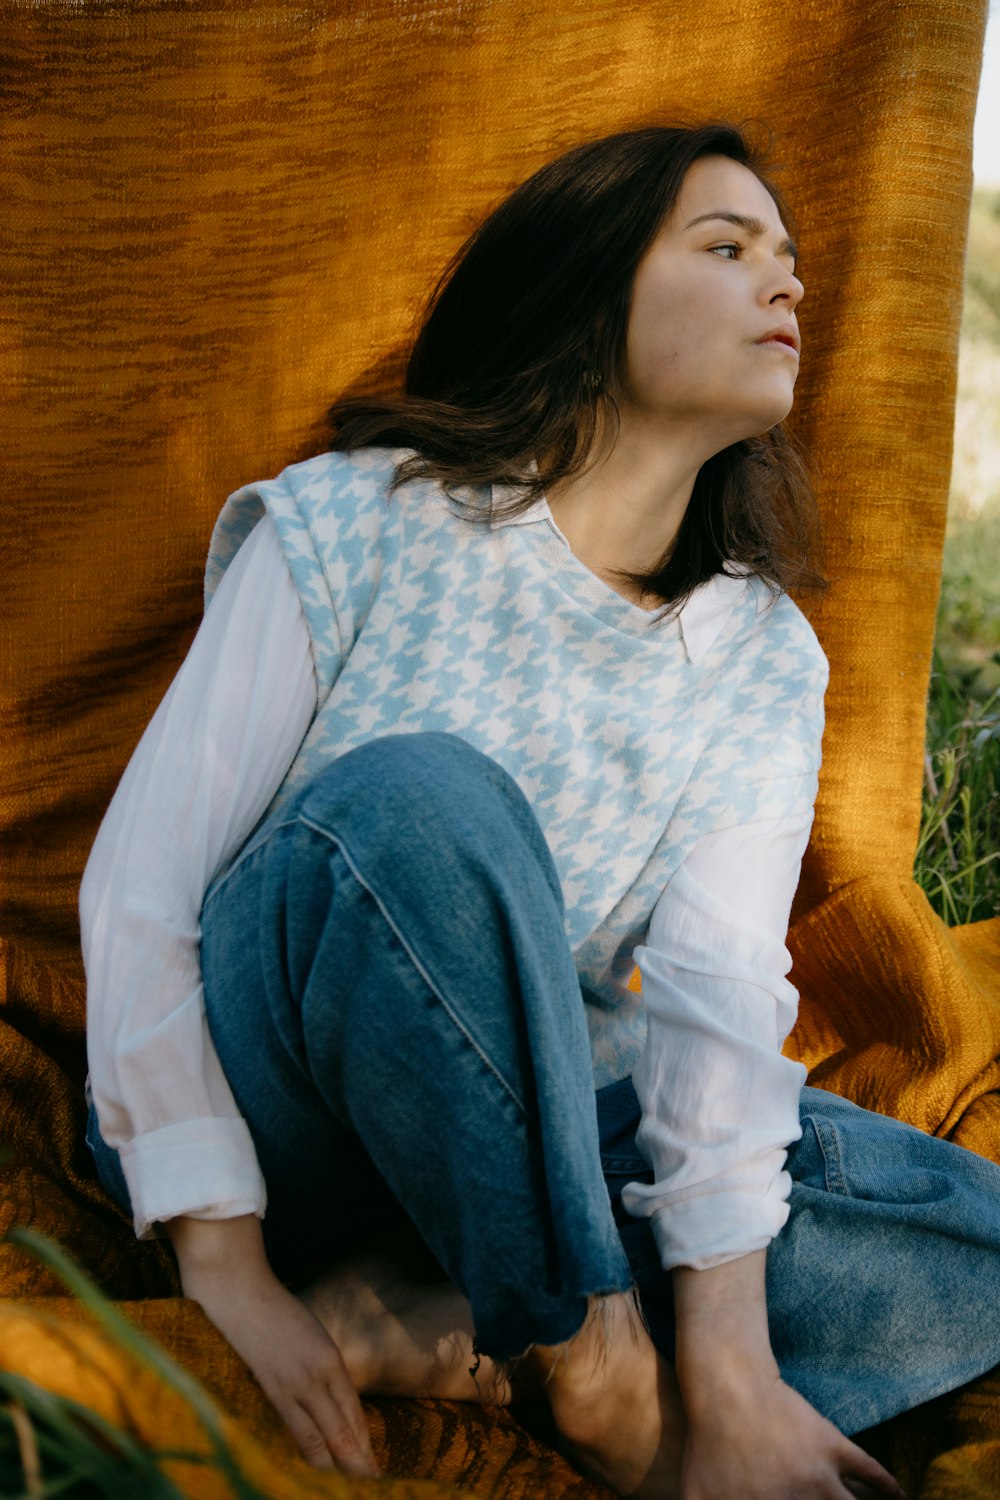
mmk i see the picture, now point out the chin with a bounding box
[742,389,796,439]
[729,411,793,446]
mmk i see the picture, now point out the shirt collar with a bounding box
[676,569,751,662]
[488,484,751,663]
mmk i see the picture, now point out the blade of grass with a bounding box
[918,647,1000,924]
[0,1370,184,1497]
[4,1229,268,1500]
[5,1399,41,1498]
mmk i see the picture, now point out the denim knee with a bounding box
[289,732,565,914]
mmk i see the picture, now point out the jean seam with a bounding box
[806,1114,850,1196]
[298,812,532,1121]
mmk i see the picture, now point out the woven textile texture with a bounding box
[1,0,996,1494]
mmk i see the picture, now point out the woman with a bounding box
[81,123,1000,1500]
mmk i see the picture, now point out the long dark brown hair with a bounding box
[329,122,824,613]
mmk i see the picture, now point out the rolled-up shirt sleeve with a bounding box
[81,517,317,1240]
[622,808,813,1271]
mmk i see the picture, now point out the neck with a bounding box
[546,411,726,598]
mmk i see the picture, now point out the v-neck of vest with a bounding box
[488,486,750,658]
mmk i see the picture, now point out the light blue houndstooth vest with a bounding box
[206,448,828,1088]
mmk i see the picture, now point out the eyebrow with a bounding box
[683,211,798,266]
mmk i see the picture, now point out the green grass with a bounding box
[918,655,1000,924]
[915,187,1000,925]
[0,1228,267,1500]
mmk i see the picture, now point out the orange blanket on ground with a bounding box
[2,1,998,1495]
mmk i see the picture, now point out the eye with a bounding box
[710,242,741,260]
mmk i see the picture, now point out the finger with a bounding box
[843,1484,907,1500]
[299,1303,376,1457]
[323,1358,379,1471]
[297,1306,379,1472]
[841,1440,908,1499]
[298,1388,379,1479]
[282,1400,337,1472]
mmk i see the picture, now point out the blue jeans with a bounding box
[88,732,1000,1435]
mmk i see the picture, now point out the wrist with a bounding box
[677,1342,781,1416]
[672,1251,779,1414]
[164,1213,269,1287]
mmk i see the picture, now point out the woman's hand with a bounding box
[165,1215,379,1479]
[673,1251,906,1500]
[679,1369,905,1500]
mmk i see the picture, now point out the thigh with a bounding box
[768,1085,1000,1434]
[596,1077,1000,1434]
[198,823,401,1285]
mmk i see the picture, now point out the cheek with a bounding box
[625,293,723,399]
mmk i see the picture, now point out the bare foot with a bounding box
[304,1261,683,1497]
[300,1249,512,1404]
[530,1291,685,1499]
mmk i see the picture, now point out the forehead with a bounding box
[672,155,787,234]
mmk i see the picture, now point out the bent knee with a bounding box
[293,733,560,900]
[298,732,506,813]
[341,731,499,788]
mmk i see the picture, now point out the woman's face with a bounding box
[622,154,803,449]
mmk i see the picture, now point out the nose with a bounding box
[765,262,804,310]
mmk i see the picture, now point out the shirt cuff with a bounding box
[118,1116,267,1241]
[641,1175,793,1271]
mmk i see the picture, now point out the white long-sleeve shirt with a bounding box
[82,451,825,1268]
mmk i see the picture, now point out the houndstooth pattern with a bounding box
[207,449,828,1087]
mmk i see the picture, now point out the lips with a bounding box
[756,327,800,353]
